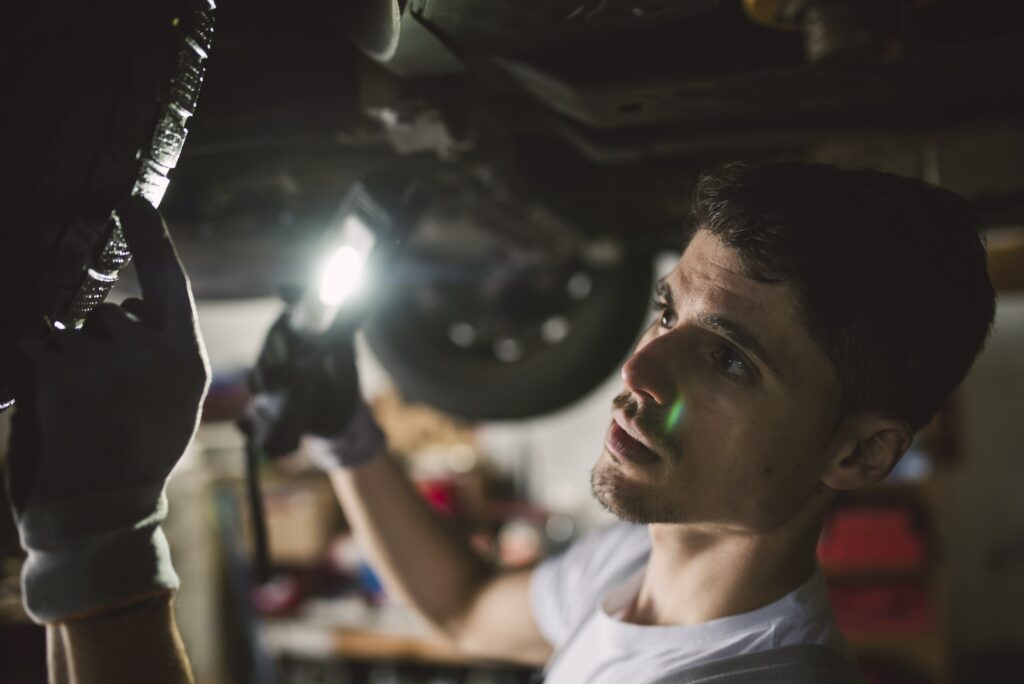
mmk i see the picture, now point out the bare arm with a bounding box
[328,452,553,666]
[46,593,193,684]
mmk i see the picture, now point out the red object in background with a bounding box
[250,574,304,615]
[417,478,458,517]
[828,583,931,634]
[818,506,928,573]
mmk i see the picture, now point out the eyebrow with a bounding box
[655,278,781,376]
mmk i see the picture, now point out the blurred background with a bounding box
[3,0,1024,682]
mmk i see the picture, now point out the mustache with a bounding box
[612,391,684,455]
[613,392,661,435]
[612,391,639,416]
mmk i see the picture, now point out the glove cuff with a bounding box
[304,401,386,471]
[18,486,178,623]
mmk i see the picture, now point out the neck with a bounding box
[622,516,823,627]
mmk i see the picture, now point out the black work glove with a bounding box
[5,196,210,623]
[241,307,385,470]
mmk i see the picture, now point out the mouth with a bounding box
[606,414,660,466]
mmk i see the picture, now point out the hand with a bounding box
[6,195,210,622]
[241,308,384,469]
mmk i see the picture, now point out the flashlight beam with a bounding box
[318,245,365,307]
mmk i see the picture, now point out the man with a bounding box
[7,163,994,682]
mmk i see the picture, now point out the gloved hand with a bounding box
[5,195,210,623]
[241,306,385,470]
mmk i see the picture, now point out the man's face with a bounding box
[591,230,842,532]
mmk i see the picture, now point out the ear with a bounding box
[820,412,913,491]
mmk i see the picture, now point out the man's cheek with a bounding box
[677,391,751,452]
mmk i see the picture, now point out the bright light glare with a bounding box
[664,396,686,434]
[318,246,365,306]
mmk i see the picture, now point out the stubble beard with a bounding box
[590,456,683,524]
[591,392,685,524]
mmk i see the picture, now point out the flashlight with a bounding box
[241,173,421,582]
[288,184,390,335]
[241,181,398,469]
[318,226,368,308]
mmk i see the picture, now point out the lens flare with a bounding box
[665,396,686,433]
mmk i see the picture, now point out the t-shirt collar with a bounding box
[596,564,829,651]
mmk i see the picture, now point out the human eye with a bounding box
[711,346,753,381]
[653,298,677,328]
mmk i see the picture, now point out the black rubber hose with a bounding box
[244,437,271,584]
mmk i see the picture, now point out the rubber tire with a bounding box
[0,1,214,407]
[363,250,653,420]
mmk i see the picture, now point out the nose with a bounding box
[620,330,676,406]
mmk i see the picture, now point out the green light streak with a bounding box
[665,397,685,433]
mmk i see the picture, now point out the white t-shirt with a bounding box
[530,522,852,683]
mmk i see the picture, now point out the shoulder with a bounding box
[584,521,649,567]
[529,522,649,646]
[649,644,865,684]
[542,521,649,592]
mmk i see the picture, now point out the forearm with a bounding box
[328,452,494,639]
[46,593,194,684]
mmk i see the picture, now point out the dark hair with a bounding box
[691,161,995,431]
